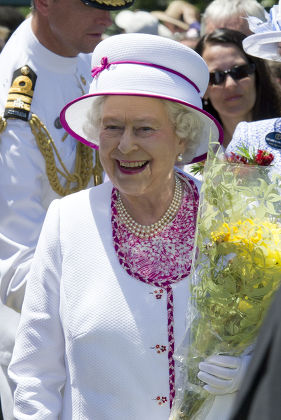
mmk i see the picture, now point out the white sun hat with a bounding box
[243,1,281,61]
[60,33,223,164]
[115,10,159,35]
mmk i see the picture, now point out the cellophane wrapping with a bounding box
[170,142,281,420]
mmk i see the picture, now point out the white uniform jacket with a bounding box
[0,18,93,366]
[9,181,192,420]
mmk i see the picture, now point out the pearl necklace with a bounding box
[116,175,183,238]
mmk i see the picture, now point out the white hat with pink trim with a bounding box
[243,1,281,61]
[60,33,223,163]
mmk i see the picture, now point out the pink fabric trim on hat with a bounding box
[91,57,201,93]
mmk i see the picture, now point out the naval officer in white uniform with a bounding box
[0,1,134,418]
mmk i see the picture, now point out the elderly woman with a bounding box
[7,34,228,419]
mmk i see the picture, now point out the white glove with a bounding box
[197,354,251,395]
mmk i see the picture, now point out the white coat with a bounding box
[9,181,193,420]
[0,17,94,418]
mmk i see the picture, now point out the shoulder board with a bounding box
[4,65,37,121]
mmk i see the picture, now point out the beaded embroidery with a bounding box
[111,172,199,408]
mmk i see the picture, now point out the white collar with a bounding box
[24,17,79,75]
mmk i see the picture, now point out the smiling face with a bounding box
[203,43,256,125]
[98,95,185,200]
[34,0,112,56]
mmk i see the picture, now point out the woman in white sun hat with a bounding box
[227,0,281,168]
[7,33,250,420]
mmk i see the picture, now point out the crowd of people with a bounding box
[0,0,280,419]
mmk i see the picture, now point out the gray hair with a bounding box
[163,99,203,162]
[83,95,203,162]
[201,0,266,35]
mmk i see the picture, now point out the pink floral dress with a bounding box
[111,172,199,408]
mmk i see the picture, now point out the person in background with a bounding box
[115,9,159,35]
[0,25,9,51]
[7,32,250,420]
[226,0,281,169]
[195,28,281,149]
[200,0,266,36]
[152,0,200,40]
[180,22,201,49]
[0,1,134,419]
[0,6,25,51]
[0,6,25,41]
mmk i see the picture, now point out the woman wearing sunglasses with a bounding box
[195,28,281,149]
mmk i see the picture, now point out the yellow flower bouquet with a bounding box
[170,142,281,420]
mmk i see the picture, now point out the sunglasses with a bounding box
[209,63,256,86]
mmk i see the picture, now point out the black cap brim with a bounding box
[80,0,134,10]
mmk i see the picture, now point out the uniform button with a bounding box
[54,117,62,129]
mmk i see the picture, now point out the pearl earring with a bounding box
[204,98,209,106]
[177,153,183,162]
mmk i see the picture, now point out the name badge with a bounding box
[265,131,281,149]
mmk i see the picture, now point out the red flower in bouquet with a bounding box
[227,144,274,166]
[255,150,274,166]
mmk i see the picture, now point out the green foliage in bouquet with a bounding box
[170,142,281,420]
[189,161,205,176]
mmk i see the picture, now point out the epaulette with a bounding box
[4,65,37,121]
[0,65,103,194]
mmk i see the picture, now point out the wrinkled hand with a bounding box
[197,354,251,395]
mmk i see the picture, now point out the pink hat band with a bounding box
[91,56,200,93]
[60,33,223,163]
